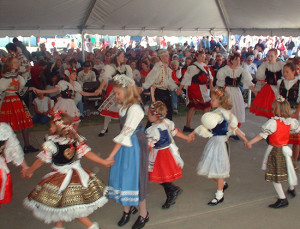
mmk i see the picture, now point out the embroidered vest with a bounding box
[154,128,171,149]
[52,141,77,166]
[265,69,282,85]
[225,75,242,87]
[191,64,209,85]
[279,80,300,107]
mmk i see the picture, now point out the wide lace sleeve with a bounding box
[241,68,254,88]
[56,80,68,92]
[113,104,144,146]
[76,141,92,158]
[125,65,133,79]
[163,119,178,136]
[3,127,24,166]
[37,140,57,163]
[216,66,226,88]
[181,65,196,86]
[0,78,11,92]
[259,119,277,139]
[101,65,115,83]
[145,125,160,147]
[256,62,267,80]
[286,118,300,133]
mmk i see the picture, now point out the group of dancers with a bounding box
[0,48,299,229]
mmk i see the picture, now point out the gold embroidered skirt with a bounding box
[24,168,108,224]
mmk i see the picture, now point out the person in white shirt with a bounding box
[32,93,51,124]
[130,60,141,85]
[77,61,97,87]
[243,55,257,80]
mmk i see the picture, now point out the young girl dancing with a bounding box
[250,49,285,118]
[190,89,247,206]
[278,62,300,163]
[24,111,112,229]
[246,96,299,208]
[106,75,149,229]
[31,68,97,130]
[146,101,191,209]
[0,122,28,207]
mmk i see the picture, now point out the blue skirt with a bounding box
[108,134,141,206]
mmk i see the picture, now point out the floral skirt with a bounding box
[24,169,108,224]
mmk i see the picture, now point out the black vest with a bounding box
[279,80,300,107]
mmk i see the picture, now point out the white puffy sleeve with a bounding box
[181,65,197,86]
[3,126,24,166]
[216,66,227,88]
[74,81,83,92]
[287,118,300,133]
[146,125,160,147]
[163,119,178,136]
[259,119,277,139]
[125,65,133,79]
[256,62,267,81]
[0,78,11,92]
[220,109,238,129]
[37,140,57,163]
[76,142,92,158]
[56,80,69,92]
[142,63,160,89]
[101,65,115,84]
[241,68,254,88]
[113,104,144,146]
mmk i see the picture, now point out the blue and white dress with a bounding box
[108,104,148,206]
[195,108,238,178]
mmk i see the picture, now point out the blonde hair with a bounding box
[211,89,232,110]
[271,100,291,118]
[112,81,143,108]
[151,101,167,118]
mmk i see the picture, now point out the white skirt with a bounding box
[225,87,245,123]
[197,135,230,178]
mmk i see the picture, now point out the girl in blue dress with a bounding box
[107,74,149,229]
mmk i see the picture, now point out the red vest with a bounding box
[268,119,290,146]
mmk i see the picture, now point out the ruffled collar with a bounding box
[272,116,293,125]
[3,72,18,79]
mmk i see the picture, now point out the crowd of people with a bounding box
[0,35,300,229]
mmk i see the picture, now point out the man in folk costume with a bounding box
[141,49,178,127]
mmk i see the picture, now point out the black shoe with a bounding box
[268,198,289,208]
[162,187,182,209]
[230,135,240,141]
[24,145,39,154]
[98,129,108,137]
[183,126,194,132]
[287,189,296,198]
[118,207,138,227]
[223,183,229,192]
[131,212,149,229]
[208,197,224,206]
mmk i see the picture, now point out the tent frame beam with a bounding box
[80,0,97,33]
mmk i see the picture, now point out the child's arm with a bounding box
[246,134,263,149]
[31,87,59,95]
[175,131,193,143]
[84,151,114,167]
[20,160,28,178]
[25,158,44,178]
[80,90,98,97]
[107,143,122,161]
[94,80,106,95]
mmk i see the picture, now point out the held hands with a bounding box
[94,89,102,96]
[244,141,252,149]
[187,132,195,143]
[176,88,182,96]
[30,87,41,94]
[24,168,34,178]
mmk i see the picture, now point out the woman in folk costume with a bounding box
[24,111,113,229]
[189,89,248,206]
[176,50,213,132]
[146,101,191,209]
[250,49,285,118]
[0,57,38,154]
[106,75,149,229]
[95,50,133,137]
[246,96,299,208]
[32,68,97,130]
[0,122,28,207]
[278,62,300,162]
[216,53,256,135]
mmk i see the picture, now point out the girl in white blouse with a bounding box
[106,75,149,229]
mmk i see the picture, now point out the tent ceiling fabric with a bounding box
[0,0,299,37]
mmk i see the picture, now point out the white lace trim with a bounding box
[47,135,74,144]
[108,187,139,196]
[23,187,108,224]
[272,116,295,125]
[0,123,13,141]
[4,130,24,166]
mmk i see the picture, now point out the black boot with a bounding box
[118,207,138,227]
[131,212,149,229]
[161,183,182,209]
[268,198,289,208]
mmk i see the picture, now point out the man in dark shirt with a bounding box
[254,39,265,52]
[285,37,295,57]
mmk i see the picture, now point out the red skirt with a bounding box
[250,84,275,119]
[289,133,300,145]
[149,148,182,183]
[0,95,33,130]
[187,84,211,110]
[0,170,12,204]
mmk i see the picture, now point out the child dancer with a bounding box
[32,68,97,129]
[278,62,300,162]
[24,111,112,229]
[250,49,285,118]
[246,96,299,208]
[190,89,247,206]
[146,101,191,209]
[106,75,149,229]
[0,122,28,207]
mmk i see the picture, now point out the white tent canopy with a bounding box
[1,0,300,37]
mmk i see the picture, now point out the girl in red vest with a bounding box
[246,96,299,208]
